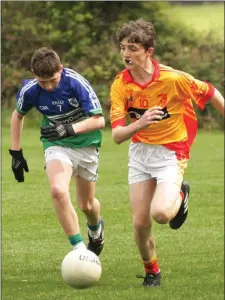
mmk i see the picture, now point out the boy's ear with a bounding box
[147,47,154,57]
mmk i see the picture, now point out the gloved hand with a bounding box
[41,124,76,141]
[9,149,29,182]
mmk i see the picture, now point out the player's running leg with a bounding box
[45,159,86,250]
[130,179,161,287]
[151,180,189,229]
[75,176,104,256]
[150,151,189,230]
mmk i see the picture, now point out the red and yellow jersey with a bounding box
[110,60,215,159]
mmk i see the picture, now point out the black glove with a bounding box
[9,149,29,183]
[40,124,76,141]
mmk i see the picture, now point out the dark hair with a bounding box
[31,47,61,78]
[116,19,156,50]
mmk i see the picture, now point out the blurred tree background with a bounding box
[2,1,224,129]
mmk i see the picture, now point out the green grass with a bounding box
[165,2,224,38]
[2,128,224,300]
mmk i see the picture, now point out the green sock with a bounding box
[87,220,101,231]
[88,219,102,238]
[68,233,83,246]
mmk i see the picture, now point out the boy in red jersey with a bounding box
[110,19,224,287]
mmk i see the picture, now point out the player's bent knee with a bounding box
[50,186,69,200]
[151,209,171,224]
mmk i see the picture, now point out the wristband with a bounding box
[9,149,23,158]
[66,124,76,136]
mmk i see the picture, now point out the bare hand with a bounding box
[138,107,164,129]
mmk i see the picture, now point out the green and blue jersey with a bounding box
[16,68,103,150]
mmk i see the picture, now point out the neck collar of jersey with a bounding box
[122,59,160,88]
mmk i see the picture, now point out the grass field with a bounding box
[2,128,224,300]
[165,2,224,38]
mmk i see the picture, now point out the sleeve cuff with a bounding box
[111,118,125,128]
[198,82,215,109]
[16,107,27,115]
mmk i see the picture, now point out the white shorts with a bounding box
[128,142,188,185]
[44,146,100,182]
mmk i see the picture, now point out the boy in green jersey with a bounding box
[9,47,105,255]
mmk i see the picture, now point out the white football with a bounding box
[61,248,102,289]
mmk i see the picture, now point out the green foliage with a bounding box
[2,2,224,129]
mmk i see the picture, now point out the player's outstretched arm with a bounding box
[9,110,29,183]
[71,114,105,134]
[209,89,224,117]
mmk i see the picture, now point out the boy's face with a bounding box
[120,39,154,70]
[33,66,63,91]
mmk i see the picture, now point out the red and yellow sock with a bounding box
[143,256,160,275]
